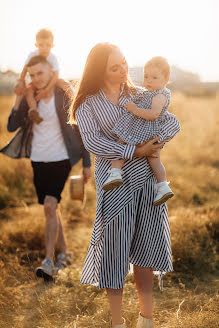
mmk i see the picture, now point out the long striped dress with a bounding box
[75,85,174,291]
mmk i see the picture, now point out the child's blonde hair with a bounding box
[36,29,54,42]
[144,56,170,81]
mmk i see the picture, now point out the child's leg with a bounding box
[26,85,37,109]
[102,139,126,190]
[148,150,174,206]
[26,84,44,124]
[147,150,166,182]
[56,79,74,97]
[111,159,125,170]
[111,138,126,171]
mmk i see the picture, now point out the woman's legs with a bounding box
[134,265,153,319]
[106,288,124,326]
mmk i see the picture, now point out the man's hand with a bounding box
[14,80,26,96]
[35,88,49,102]
[83,167,91,183]
[126,101,138,114]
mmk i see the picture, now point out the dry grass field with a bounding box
[0,94,218,328]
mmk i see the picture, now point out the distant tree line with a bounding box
[0,67,218,96]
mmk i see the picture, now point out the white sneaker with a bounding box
[153,182,174,206]
[136,313,154,328]
[102,170,123,191]
[111,318,126,328]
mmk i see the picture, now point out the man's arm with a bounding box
[126,94,167,120]
[82,147,92,183]
[7,95,29,132]
[81,146,91,167]
[73,124,91,168]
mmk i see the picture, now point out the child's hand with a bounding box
[35,88,48,101]
[14,80,25,96]
[126,102,138,114]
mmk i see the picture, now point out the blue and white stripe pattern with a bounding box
[112,88,180,144]
[75,85,173,290]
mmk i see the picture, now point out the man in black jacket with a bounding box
[0,56,91,281]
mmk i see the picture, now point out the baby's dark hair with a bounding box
[36,29,54,41]
[26,55,50,68]
[144,56,170,81]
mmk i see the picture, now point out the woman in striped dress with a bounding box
[69,43,173,328]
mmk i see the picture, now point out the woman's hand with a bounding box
[134,137,164,158]
[126,101,138,114]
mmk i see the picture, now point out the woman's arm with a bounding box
[76,105,135,161]
[126,94,167,120]
[75,103,163,161]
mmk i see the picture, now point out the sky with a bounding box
[0,0,218,81]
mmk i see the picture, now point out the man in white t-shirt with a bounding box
[14,28,72,125]
[2,56,91,281]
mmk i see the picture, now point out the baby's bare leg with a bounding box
[111,159,125,170]
[147,149,166,182]
[56,78,74,97]
[26,85,37,109]
[110,138,126,170]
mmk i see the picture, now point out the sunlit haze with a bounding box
[1,0,218,81]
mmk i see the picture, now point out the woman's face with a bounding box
[104,48,128,86]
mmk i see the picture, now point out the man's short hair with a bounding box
[26,55,50,68]
[36,29,54,41]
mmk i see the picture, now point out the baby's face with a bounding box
[35,37,54,57]
[143,66,167,91]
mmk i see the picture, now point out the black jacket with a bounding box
[0,87,91,168]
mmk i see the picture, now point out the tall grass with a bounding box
[0,94,218,327]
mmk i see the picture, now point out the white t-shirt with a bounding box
[30,96,69,162]
[25,50,59,71]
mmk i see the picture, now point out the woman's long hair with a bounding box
[68,42,135,123]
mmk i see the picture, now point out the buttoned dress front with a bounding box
[75,86,173,290]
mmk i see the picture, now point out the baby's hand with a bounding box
[126,101,137,114]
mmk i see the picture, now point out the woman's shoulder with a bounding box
[76,93,100,113]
